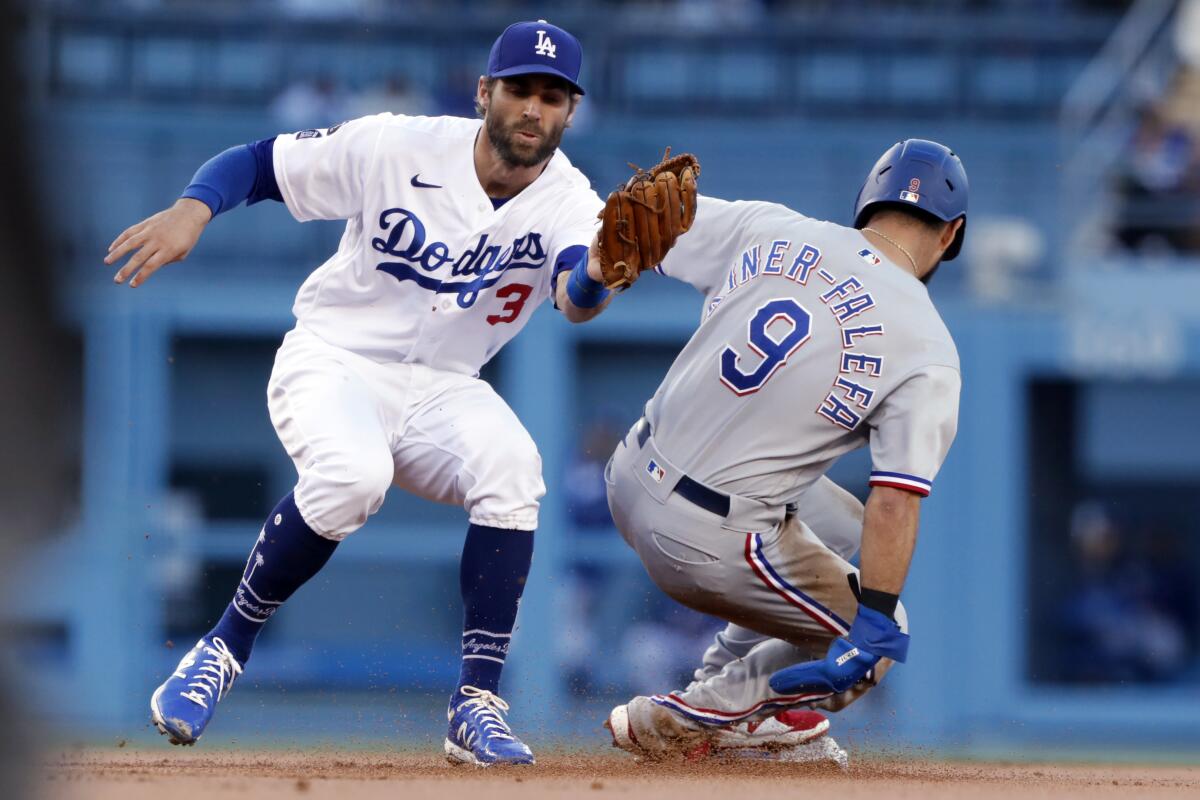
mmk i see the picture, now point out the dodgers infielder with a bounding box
[107,21,622,766]
[604,140,967,760]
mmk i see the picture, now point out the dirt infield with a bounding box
[39,749,1200,800]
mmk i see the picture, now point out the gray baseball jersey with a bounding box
[648,195,961,506]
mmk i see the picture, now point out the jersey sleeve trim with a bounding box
[247,137,283,206]
[868,471,932,497]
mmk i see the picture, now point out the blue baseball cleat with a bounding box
[443,686,535,766]
[149,636,243,745]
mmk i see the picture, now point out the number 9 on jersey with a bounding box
[718,298,812,395]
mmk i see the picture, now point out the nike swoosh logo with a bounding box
[410,174,442,189]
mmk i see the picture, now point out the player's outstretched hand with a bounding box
[104,198,213,288]
[769,604,909,696]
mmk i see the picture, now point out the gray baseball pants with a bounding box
[605,419,907,724]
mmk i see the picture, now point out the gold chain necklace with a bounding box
[862,227,918,277]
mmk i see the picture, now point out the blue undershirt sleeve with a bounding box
[180,137,282,218]
[246,137,283,206]
[550,244,590,309]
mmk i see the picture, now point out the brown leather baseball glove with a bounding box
[596,149,700,290]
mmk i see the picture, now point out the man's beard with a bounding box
[486,113,564,168]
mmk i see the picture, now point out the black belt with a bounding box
[635,419,730,518]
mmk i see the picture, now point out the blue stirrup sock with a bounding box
[453,523,535,707]
[208,492,338,665]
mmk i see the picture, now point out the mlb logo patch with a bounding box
[646,460,666,483]
[899,190,920,203]
[858,248,881,266]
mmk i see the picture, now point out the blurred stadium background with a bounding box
[3,0,1200,762]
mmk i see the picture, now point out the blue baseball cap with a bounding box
[487,20,585,95]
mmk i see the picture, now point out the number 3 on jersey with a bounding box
[486,283,533,326]
[719,298,812,395]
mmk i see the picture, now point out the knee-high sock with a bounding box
[454,524,534,706]
[208,492,338,665]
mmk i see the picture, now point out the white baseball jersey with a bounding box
[272,113,602,374]
[649,195,961,506]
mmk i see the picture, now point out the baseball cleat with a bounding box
[711,708,830,750]
[604,696,706,760]
[606,702,640,753]
[607,699,830,761]
[444,685,535,767]
[149,636,243,746]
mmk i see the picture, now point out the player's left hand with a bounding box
[595,148,699,290]
[769,604,909,696]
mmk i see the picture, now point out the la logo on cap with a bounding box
[534,21,556,58]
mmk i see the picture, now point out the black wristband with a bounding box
[859,587,900,619]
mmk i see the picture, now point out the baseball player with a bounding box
[104,20,676,766]
[602,140,967,760]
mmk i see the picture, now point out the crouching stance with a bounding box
[114,20,627,765]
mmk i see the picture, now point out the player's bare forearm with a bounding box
[858,486,921,596]
[769,485,917,696]
[104,198,213,288]
[557,247,613,323]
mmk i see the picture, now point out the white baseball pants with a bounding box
[267,326,544,540]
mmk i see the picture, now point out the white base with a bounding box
[727,735,848,768]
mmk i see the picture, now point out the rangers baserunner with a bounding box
[602,140,967,763]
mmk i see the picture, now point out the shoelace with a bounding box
[456,685,515,743]
[178,637,243,709]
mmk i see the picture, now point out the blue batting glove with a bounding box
[768,604,909,696]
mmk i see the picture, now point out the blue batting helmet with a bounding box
[853,139,968,261]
